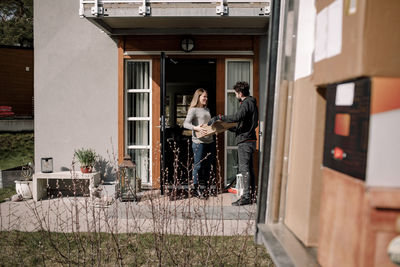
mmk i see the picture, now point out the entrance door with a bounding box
[162,58,217,189]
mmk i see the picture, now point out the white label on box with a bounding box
[315,0,343,62]
[294,0,316,80]
[335,82,355,106]
[327,0,343,58]
[348,0,357,14]
[315,7,328,62]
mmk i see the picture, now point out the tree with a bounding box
[0,0,33,47]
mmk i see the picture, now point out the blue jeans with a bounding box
[238,141,256,198]
[192,142,215,186]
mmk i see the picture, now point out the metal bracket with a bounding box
[258,6,271,16]
[139,0,151,16]
[216,0,228,16]
[91,0,103,16]
[91,6,104,16]
[264,5,271,16]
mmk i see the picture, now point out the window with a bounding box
[225,59,253,185]
[125,60,152,185]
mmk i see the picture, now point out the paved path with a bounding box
[0,191,256,236]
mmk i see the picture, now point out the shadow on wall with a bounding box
[60,156,117,183]
[95,156,117,182]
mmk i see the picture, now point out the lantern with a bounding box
[118,155,137,201]
[41,157,53,173]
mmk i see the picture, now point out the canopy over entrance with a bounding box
[80,0,270,35]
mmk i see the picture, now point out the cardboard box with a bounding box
[195,121,237,138]
[284,76,326,246]
[313,0,400,85]
[318,168,400,267]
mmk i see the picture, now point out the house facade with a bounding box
[34,0,269,186]
[35,0,400,266]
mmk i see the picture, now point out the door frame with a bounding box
[118,36,259,189]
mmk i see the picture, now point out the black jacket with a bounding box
[222,96,258,145]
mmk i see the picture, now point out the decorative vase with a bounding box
[80,166,92,173]
[15,180,33,199]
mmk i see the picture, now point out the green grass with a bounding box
[0,187,15,202]
[0,231,275,266]
[0,132,34,170]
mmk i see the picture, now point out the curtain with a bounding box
[127,62,151,183]
[227,61,250,89]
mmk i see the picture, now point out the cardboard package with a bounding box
[284,76,326,246]
[318,168,400,267]
[313,0,400,85]
[195,121,237,138]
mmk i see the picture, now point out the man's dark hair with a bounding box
[233,81,250,97]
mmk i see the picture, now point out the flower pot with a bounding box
[80,166,92,173]
[15,180,33,199]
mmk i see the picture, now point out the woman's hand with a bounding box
[194,125,208,136]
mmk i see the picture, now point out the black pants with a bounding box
[238,141,256,198]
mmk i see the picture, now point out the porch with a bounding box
[1,189,256,235]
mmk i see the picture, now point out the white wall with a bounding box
[34,0,118,179]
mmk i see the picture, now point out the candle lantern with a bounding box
[41,157,53,173]
[118,155,137,201]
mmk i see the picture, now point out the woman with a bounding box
[183,88,215,197]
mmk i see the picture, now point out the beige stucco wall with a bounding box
[34,0,118,179]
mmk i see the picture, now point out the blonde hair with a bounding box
[189,88,207,109]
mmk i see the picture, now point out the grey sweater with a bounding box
[183,107,214,144]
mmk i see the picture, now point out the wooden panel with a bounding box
[0,47,33,116]
[118,38,125,164]
[368,188,400,209]
[285,77,325,247]
[359,198,400,267]
[125,35,254,51]
[318,168,365,267]
[319,168,400,267]
[152,58,161,188]
[216,57,225,188]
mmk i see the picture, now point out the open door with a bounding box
[160,57,217,194]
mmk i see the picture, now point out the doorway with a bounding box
[163,58,217,189]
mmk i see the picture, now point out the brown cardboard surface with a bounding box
[318,168,365,267]
[313,0,400,85]
[195,121,237,138]
[318,168,400,267]
[367,187,400,209]
[284,76,325,247]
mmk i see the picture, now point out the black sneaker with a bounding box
[232,197,252,206]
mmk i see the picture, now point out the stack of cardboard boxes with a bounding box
[315,0,400,266]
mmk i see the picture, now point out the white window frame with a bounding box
[224,58,253,185]
[125,59,152,185]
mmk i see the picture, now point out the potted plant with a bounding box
[14,161,34,199]
[74,148,97,173]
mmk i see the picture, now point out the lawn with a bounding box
[0,231,275,266]
[0,187,15,202]
[0,132,34,170]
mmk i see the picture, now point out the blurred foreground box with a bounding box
[313,0,400,85]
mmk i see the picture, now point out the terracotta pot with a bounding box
[80,166,92,173]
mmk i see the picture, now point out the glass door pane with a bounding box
[225,59,252,185]
[127,93,150,117]
[125,60,152,185]
[128,149,150,184]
